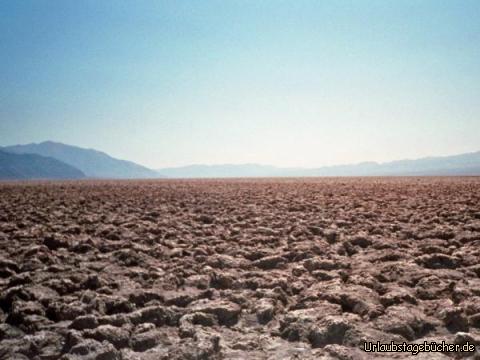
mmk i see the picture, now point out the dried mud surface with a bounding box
[1,178,480,359]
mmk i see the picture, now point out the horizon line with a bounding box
[2,140,479,170]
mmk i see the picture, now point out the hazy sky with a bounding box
[1,0,479,168]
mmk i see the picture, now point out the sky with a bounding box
[1,0,479,168]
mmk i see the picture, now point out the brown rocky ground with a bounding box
[1,178,480,359]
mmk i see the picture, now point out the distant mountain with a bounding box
[0,150,85,180]
[2,141,159,179]
[302,151,480,176]
[3,141,479,179]
[156,151,480,178]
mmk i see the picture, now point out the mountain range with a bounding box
[2,141,158,179]
[0,140,479,180]
[0,150,86,180]
[157,151,480,178]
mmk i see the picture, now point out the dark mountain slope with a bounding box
[3,141,159,179]
[0,150,85,180]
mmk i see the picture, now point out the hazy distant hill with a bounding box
[3,141,479,179]
[301,151,480,176]
[157,151,480,178]
[3,141,159,179]
[0,150,85,180]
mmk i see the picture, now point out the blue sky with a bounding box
[1,0,479,168]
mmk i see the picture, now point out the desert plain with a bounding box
[0,177,480,359]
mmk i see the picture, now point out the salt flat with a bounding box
[1,178,479,359]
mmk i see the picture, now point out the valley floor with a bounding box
[1,178,480,359]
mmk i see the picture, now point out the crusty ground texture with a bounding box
[1,178,480,359]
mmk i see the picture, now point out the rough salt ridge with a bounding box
[0,178,480,359]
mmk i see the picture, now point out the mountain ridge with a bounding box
[157,150,480,178]
[0,150,86,180]
[2,141,159,179]
[1,140,479,179]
